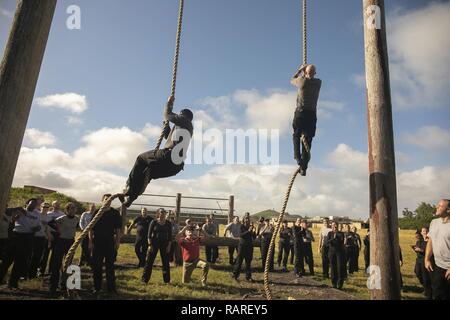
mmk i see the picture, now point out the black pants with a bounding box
[134,237,148,267]
[142,242,170,283]
[303,242,314,275]
[289,243,295,264]
[205,246,219,263]
[169,240,182,266]
[40,233,58,275]
[228,245,237,265]
[292,110,316,169]
[80,236,91,267]
[364,247,370,272]
[0,238,8,262]
[0,233,33,288]
[414,258,432,299]
[430,261,450,300]
[329,248,345,288]
[261,238,274,271]
[92,239,117,291]
[322,245,330,277]
[233,244,253,280]
[294,242,305,275]
[277,241,290,268]
[126,149,183,200]
[49,238,74,291]
[347,246,358,274]
[29,236,47,279]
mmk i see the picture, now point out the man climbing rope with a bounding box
[122,96,194,207]
[291,64,322,176]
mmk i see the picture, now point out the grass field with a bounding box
[0,227,425,300]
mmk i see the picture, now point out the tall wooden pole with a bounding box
[363,0,401,300]
[228,195,234,224]
[0,0,57,218]
[175,193,182,224]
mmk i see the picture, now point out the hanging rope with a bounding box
[263,0,309,300]
[155,0,185,150]
[63,1,186,292]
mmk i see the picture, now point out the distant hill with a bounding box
[7,187,88,214]
[252,209,303,221]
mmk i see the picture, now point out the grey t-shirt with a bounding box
[56,215,80,240]
[202,223,218,236]
[428,217,450,269]
[294,77,322,112]
[13,210,41,234]
[225,223,241,238]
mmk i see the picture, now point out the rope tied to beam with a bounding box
[263,0,309,300]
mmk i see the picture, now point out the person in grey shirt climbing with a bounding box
[291,64,322,176]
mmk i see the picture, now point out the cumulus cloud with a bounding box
[23,129,57,147]
[35,93,88,114]
[141,123,163,139]
[388,2,450,109]
[403,126,450,151]
[66,116,84,126]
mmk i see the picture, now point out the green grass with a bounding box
[1,228,425,300]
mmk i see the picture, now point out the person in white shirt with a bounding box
[79,203,95,267]
[29,202,51,279]
[425,199,450,300]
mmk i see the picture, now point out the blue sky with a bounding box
[1,0,449,218]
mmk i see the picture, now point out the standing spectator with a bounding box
[209,213,220,261]
[49,203,79,294]
[39,200,65,276]
[327,221,345,289]
[224,217,241,265]
[127,208,153,268]
[0,200,40,289]
[344,224,359,275]
[318,218,331,278]
[277,220,292,272]
[0,207,12,263]
[29,202,51,279]
[232,217,256,282]
[301,220,315,275]
[351,226,362,272]
[363,229,370,272]
[168,215,182,266]
[256,217,265,260]
[259,219,275,272]
[413,227,432,299]
[79,204,95,267]
[177,225,209,286]
[142,208,172,284]
[202,217,218,264]
[292,218,306,277]
[90,194,122,294]
[425,199,450,300]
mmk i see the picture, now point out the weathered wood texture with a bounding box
[0,0,57,218]
[363,0,401,300]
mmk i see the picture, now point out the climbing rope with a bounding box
[155,0,185,150]
[263,0,309,300]
[63,1,186,291]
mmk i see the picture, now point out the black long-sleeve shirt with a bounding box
[292,226,306,245]
[327,231,345,251]
[147,220,172,246]
[239,224,256,246]
[279,227,292,243]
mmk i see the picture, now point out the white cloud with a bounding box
[35,93,88,114]
[23,128,57,147]
[66,116,84,126]
[388,2,450,109]
[73,127,149,171]
[141,123,163,139]
[0,7,13,17]
[403,126,450,151]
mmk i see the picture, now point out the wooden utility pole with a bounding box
[228,195,234,223]
[363,0,401,300]
[175,193,182,223]
[0,0,57,218]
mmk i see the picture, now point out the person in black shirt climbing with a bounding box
[142,208,172,284]
[291,64,322,176]
[232,216,256,282]
[89,194,122,294]
[327,221,345,289]
[292,218,306,277]
[127,207,153,268]
[277,220,292,272]
[122,97,194,207]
